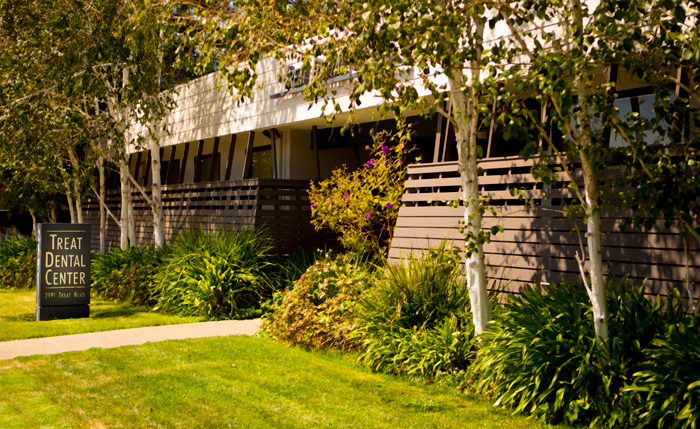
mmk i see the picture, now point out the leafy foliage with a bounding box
[308,123,413,255]
[0,237,37,289]
[472,279,692,428]
[627,319,700,429]
[354,243,474,377]
[0,237,36,267]
[151,227,274,320]
[271,248,321,292]
[262,253,373,351]
[91,246,162,306]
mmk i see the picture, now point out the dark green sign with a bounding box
[36,223,91,320]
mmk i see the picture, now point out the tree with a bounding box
[172,0,502,334]
[490,0,700,345]
[0,0,177,249]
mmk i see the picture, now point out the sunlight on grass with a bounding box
[0,336,567,429]
[0,289,202,342]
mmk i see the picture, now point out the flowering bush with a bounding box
[309,121,414,254]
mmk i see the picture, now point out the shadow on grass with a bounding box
[91,308,153,318]
[5,312,35,322]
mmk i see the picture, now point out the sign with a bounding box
[36,223,91,321]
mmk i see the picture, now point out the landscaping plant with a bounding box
[0,236,37,289]
[627,318,700,429]
[471,279,693,428]
[151,226,275,320]
[308,122,412,255]
[91,245,163,306]
[262,253,373,351]
[354,242,475,378]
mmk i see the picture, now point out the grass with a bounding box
[0,335,567,429]
[0,289,202,342]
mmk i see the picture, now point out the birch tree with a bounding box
[0,0,177,249]
[170,0,503,334]
[492,0,700,344]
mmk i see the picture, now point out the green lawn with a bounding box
[0,289,202,342]
[0,335,566,429]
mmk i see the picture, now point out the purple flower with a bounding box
[365,159,376,167]
[364,214,372,220]
[352,178,358,183]
[310,204,317,209]
[344,193,350,200]
[414,119,421,125]
[386,202,392,209]
[381,145,389,155]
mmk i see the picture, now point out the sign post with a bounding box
[36,223,91,321]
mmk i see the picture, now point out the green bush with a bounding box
[354,244,475,378]
[0,237,37,289]
[273,248,321,291]
[91,246,162,306]
[262,253,373,351]
[471,279,691,428]
[627,318,700,429]
[152,227,274,320]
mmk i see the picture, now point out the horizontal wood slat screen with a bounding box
[82,179,339,254]
[389,158,700,298]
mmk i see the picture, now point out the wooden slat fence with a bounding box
[389,158,700,298]
[82,179,338,254]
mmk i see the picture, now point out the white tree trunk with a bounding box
[683,236,696,313]
[451,71,491,335]
[67,148,84,223]
[576,80,609,348]
[98,155,107,254]
[66,188,76,224]
[73,185,83,224]
[149,140,165,248]
[127,192,136,247]
[568,0,609,351]
[29,209,37,237]
[119,154,131,249]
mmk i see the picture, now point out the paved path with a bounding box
[0,319,262,361]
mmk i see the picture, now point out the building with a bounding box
[83,11,700,298]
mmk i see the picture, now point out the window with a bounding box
[161,160,180,184]
[196,154,220,182]
[250,146,272,179]
[609,90,675,148]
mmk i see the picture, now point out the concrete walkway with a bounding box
[0,319,263,361]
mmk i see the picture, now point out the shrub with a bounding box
[262,253,373,351]
[152,226,274,320]
[0,237,37,289]
[308,121,413,255]
[471,279,691,428]
[354,243,475,378]
[273,248,321,291]
[91,246,162,306]
[627,318,700,429]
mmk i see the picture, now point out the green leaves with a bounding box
[308,121,414,255]
[262,253,373,352]
[151,226,275,320]
[91,245,162,306]
[0,237,37,290]
[354,241,477,377]
[472,278,697,428]
[626,320,700,429]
